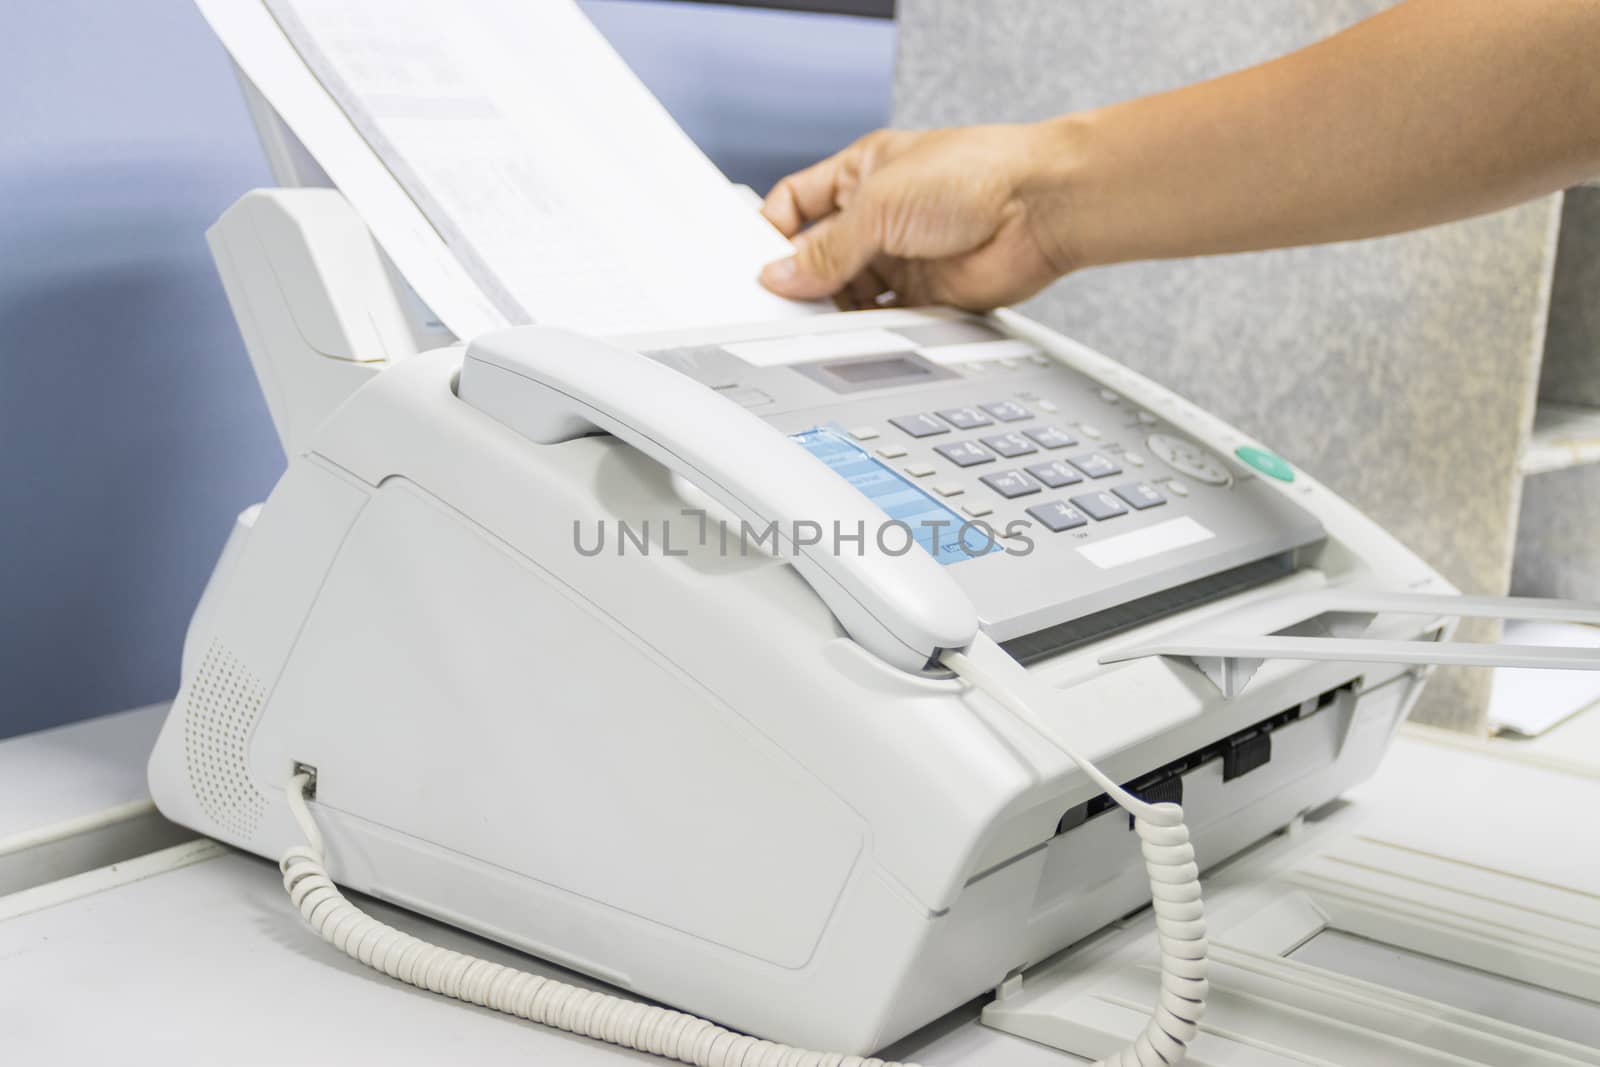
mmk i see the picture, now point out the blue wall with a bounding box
[0,1,893,738]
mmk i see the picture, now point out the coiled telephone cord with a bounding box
[278,649,1205,1067]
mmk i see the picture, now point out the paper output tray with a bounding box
[1101,591,1600,697]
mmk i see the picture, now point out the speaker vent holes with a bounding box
[182,643,269,838]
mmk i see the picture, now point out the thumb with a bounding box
[759,208,881,301]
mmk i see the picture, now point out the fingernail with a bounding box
[760,256,796,288]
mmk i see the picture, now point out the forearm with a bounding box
[1038,0,1600,271]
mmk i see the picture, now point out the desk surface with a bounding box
[0,704,166,840]
[4,731,1597,1066]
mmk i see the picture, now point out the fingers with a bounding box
[761,153,854,237]
[760,128,902,235]
[760,206,883,301]
[837,262,895,311]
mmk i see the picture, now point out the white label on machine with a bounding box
[1079,516,1215,569]
[724,329,915,367]
[916,339,1041,365]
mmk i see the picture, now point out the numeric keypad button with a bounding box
[937,406,993,430]
[981,400,1032,422]
[1068,451,1123,479]
[1069,490,1129,521]
[935,440,995,468]
[1025,426,1077,450]
[980,470,1041,499]
[1024,460,1084,489]
[1026,501,1089,532]
[980,432,1036,458]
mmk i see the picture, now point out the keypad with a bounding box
[1027,501,1089,532]
[1113,482,1166,510]
[937,406,993,430]
[889,413,949,438]
[1024,460,1084,489]
[980,432,1036,458]
[981,400,1031,422]
[980,470,1041,499]
[1070,490,1129,521]
[831,379,1194,544]
[1024,426,1077,450]
[1068,451,1122,479]
[935,440,995,468]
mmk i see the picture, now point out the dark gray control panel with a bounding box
[647,319,1325,653]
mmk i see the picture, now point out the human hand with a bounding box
[757,123,1078,311]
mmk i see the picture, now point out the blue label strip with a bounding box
[791,427,996,565]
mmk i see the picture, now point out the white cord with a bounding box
[940,650,1207,1067]
[279,652,1205,1067]
[280,772,920,1067]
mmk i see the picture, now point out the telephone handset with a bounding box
[458,325,982,673]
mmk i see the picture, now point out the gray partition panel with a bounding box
[894,0,1564,730]
[1514,464,1600,602]
[1542,187,1600,408]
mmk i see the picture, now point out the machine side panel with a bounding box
[147,459,371,841]
[251,479,866,970]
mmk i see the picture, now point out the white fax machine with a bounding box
[146,185,1600,1063]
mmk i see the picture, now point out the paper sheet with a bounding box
[196,0,819,339]
[1488,620,1600,737]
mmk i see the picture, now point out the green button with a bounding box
[1235,445,1295,482]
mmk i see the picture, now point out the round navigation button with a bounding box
[1235,445,1295,482]
[1146,433,1232,486]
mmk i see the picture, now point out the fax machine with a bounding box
[148,189,1600,1063]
